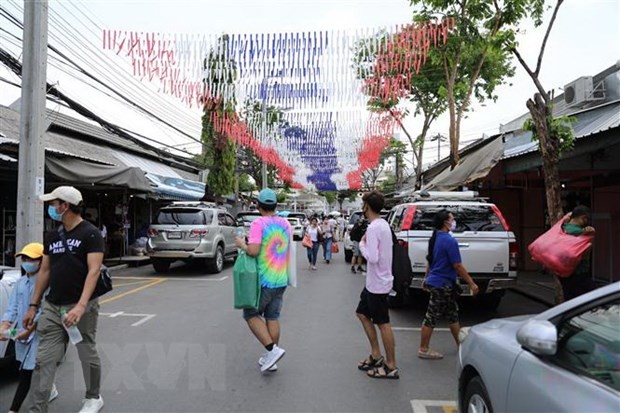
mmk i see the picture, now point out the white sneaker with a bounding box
[79,395,104,413]
[48,383,59,402]
[260,345,285,372]
[258,353,278,371]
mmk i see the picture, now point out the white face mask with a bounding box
[450,220,457,232]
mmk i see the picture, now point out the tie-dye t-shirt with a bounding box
[248,215,291,288]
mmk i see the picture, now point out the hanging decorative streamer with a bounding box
[102,19,454,189]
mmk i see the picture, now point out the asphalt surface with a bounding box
[0,243,548,413]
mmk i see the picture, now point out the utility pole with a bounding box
[261,101,268,189]
[16,0,48,249]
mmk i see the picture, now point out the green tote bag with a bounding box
[233,250,261,309]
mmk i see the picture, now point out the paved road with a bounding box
[0,243,547,412]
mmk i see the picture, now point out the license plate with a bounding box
[167,231,182,239]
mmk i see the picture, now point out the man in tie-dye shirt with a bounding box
[235,188,291,373]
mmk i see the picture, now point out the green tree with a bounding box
[276,191,288,204]
[361,137,408,190]
[237,173,256,193]
[410,0,542,168]
[320,191,337,207]
[353,30,447,189]
[337,190,358,211]
[201,35,237,197]
[509,0,571,303]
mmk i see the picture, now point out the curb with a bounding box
[509,287,554,308]
[107,264,128,272]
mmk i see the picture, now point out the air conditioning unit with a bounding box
[564,76,594,107]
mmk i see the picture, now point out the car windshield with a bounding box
[154,208,212,225]
[287,218,300,226]
[411,205,506,231]
[238,214,261,223]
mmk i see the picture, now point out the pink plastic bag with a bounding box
[528,215,593,278]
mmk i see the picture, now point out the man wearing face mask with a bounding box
[21,186,105,413]
[560,205,596,301]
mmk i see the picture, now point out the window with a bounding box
[225,215,237,227]
[391,207,406,231]
[218,213,227,226]
[411,205,506,232]
[349,212,363,226]
[155,208,212,225]
[554,298,620,391]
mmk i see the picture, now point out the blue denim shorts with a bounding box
[243,286,286,321]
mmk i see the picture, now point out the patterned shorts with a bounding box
[423,286,459,328]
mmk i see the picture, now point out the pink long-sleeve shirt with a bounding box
[359,218,393,294]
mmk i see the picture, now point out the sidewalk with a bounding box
[510,271,557,307]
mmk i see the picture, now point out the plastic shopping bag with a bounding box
[233,251,260,309]
[527,215,593,277]
[288,241,297,288]
[331,242,339,253]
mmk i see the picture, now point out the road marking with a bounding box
[410,399,457,413]
[99,278,166,305]
[112,280,155,288]
[393,327,452,332]
[113,276,228,282]
[99,311,157,326]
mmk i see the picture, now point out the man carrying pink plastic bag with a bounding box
[528,206,595,301]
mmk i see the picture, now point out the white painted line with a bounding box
[158,276,229,282]
[108,311,124,318]
[411,399,457,413]
[393,327,452,332]
[131,314,156,327]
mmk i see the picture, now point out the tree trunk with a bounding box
[527,92,564,304]
[447,78,458,169]
[415,118,431,189]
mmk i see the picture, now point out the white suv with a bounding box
[387,191,518,309]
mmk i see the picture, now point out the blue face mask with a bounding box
[48,205,64,221]
[21,262,39,274]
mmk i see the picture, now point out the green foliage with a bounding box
[238,173,256,193]
[523,115,576,152]
[201,34,237,196]
[276,191,288,203]
[320,191,337,206]
[379,174,399,192]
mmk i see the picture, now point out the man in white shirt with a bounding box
[355,191,398,380]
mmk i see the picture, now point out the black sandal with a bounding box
[367,364,399,379]
[358,354,384,371]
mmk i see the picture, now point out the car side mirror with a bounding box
[516,320,557,356]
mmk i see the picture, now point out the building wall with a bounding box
[592,185,620,282]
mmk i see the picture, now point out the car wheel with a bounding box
[152,258,171,273]
[208,245,225,274]
[344,249,352,263]
[464,376,493,413]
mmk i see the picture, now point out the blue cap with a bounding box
[258,188,277,205]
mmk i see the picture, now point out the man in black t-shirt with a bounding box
[23,186,105,413]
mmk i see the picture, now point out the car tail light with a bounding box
[509,241,519,270]
[189,229,209,238]
[491,205,510,231]
[147,228,159,237]
[401,206,417,231]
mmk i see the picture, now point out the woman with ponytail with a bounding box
[418,210,479,360]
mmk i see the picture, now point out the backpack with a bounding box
[391,230,413,294]
[350,220,368,242]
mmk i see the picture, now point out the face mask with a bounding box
[21,262,39,274]
[450,220,457,232]
[48,205,64,221]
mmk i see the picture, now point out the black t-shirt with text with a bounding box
[44,220,105,305]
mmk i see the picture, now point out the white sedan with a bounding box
[0,266,21,367]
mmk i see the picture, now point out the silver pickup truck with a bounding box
[387,191,519,309]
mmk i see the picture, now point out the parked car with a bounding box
[236,211,262,238]
[343,211,364,263]
[0,266,21,369]
[386,191,518,309]
[286,217,304,240]
[146,202,240,273]
[458,282,620,412]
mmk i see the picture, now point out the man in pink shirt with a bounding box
[356,191,399,379]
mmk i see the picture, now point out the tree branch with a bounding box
[512,46,550,102]
[535,0,564,76]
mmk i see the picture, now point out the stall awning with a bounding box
[423,135,504,191]
[145,173,205,201]
[46,157,153,192]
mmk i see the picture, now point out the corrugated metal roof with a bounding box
[502,100,620,160]
[0,153,16,162]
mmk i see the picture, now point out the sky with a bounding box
[1,0,619,181]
